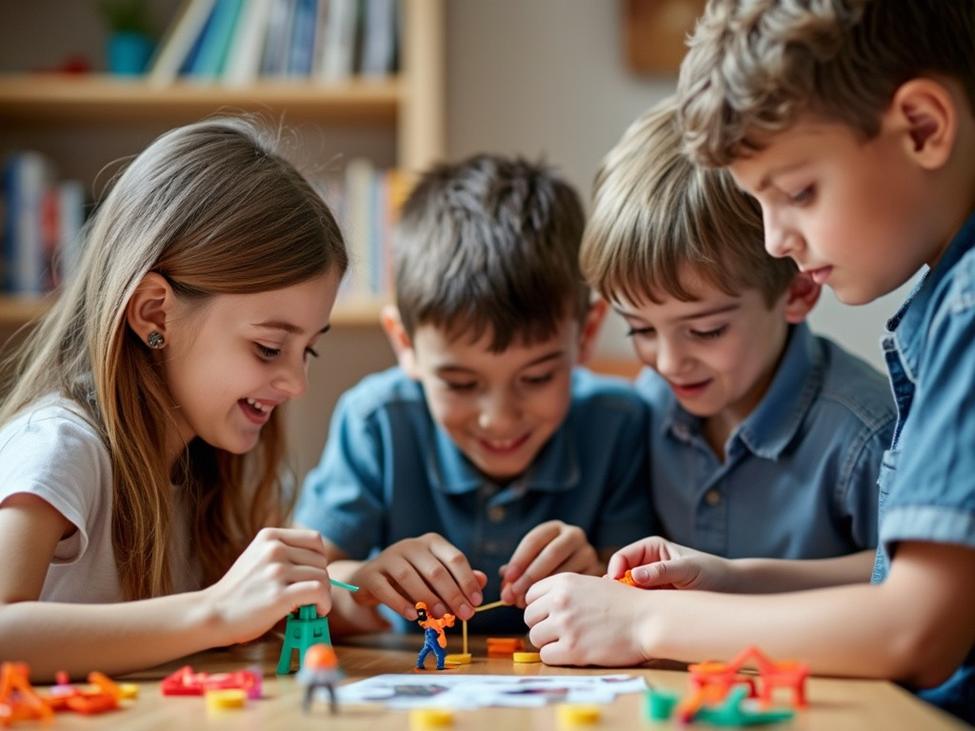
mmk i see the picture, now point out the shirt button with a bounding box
[705,490,721,507]
[488,505,506,523]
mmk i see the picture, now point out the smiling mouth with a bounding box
[668,379,712,397]
[239,397,273,424]
[477,433,531,454]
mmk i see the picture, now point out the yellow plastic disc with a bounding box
[444,653,472,664]
[205,688,247,712]
[409,707,455,729]
[118,682,140,699]
[557,704,602,726]
[512,651,541,663]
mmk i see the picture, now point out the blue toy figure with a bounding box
[415,601,455,671]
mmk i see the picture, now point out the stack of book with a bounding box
[0,153,85,296]
[321,160,410,302]
[148,0,398,86]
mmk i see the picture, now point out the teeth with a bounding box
[245,397,270,413]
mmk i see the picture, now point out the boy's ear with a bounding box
[782,272,821,324]
[380,304,419,377]
[888,78,957,171]
[577,298,609,364]
[126,272,173,347]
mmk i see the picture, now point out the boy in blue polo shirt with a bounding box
[580,96,894,562]
[524,1,975,723]
[296,155,651,634]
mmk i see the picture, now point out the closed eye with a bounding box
[522,372,554,387]
[690,325,728,340]
[444,381,477,392]
[789,184,815,206]
[625,326,655,338]
[256,344,281,361]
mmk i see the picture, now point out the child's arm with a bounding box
[0,494,332,679]
[609,536,874,593]
[525,541,975,687]
[499,521,601,607]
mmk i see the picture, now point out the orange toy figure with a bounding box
[415,601,455,671]
[616,570,637,587]
[297,644,343,714]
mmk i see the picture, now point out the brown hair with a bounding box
[678,0,975,167]
[0,117,347,600]
[581,96,796,307]
[394,154,589,352]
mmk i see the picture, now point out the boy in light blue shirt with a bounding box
[582,97,894,562]
[525,1,975,723]
[297,155,651,634]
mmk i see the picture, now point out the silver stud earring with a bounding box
[146,331,165,350]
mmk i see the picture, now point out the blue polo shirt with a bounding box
[296,366,652,633]
[872,211,975,723]
[636,322,894,559]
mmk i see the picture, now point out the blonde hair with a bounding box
[581,96,795,307]
[678,0,975,167]
[0,117,347,600]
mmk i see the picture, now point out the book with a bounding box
[224,0,274,85]
[360,0,396,77]
[260,0,297,77]
[2,152,51,294]
[187,0,245,80]
[287,0,319,76]
[147,0,217,85]
[317,0,357,82]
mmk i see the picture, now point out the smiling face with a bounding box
[162,271,341,455]
[728,113,946,305]
[397,310,601,483]
[617,267,796,432]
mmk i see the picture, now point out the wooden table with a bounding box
[40,635,967,730]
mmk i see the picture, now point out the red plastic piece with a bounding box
[37,671,121,716]
[688,646,809,711]
[161,665,262,700]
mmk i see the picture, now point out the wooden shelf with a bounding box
[0,74,402,125]
[0,295,385,328]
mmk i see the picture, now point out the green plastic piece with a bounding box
[694,686,795,726]
[329,578,360,592]
[644,688,679,721]
[276,604,332,675]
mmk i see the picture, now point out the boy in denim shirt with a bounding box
[581,97,893,563]
[524,1,975,722]
[297,155,651,634]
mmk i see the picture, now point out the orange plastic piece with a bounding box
[303,644,338,670]
[688,646,809,710]
[486,637,524,657]
[617,570,637,587]
[674,684,727,724]
[0,662,54,726]
[36,670,121,716]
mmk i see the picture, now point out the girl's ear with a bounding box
[380,304,418,377]
[783,272,821,324]
[888,77,957,171]
[577,297,609,365]
[126,272,174,348]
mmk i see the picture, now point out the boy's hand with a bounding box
[608,536,734,592]
[202,527,332,646]
[500,521,601,608]
[523,573,653,666]
[348,533,487,621]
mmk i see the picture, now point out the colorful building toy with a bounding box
[160,665,262,699]
[689,646,809,709]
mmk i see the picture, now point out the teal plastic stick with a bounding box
[329,578,360,592]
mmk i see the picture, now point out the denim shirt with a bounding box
[295,366,653,633]
[872,212,975,723]
[637,322,894,559]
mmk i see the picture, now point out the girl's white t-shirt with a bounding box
[0,395,200,602]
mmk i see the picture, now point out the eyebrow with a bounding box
[754,161,809,194]
[614,303,740,323]
[252,320,331,336]
[434,349,565,376]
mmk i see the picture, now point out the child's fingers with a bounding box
[607,537,664,578]
[473,570,489,589]
[630,560,684,589]
[262,526,330,556]
[281,579,333,618]
[509,528,585,599]
[406,548,477,620]
[360,568,417,619]
[505,522,564,585]
[279,543,331,571]
[553,545,600,577]
[427,537,483,606]
[384,553,454,618]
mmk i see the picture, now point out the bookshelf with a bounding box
[0,0,445,330]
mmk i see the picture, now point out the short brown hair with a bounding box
[678,0,975,167]
[395,154,588,352]
[581,96,796,307]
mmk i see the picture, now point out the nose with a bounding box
[273,358,308,399]
[762,205,795,259]
[477,389,520,434]
[655,337,687,378]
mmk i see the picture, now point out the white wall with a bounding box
[444,0,909,372]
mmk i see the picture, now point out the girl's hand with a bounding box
[202,527,332,645]
[524,573,653,666]
[500,521,601,608]
[607,536,735,592]
[348,533,487,621]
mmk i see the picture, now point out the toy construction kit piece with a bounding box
[557,703,602,727]
[644,687,679,721]
[0,662,54,725]
[689,646,809,709]
[277,604,332,675]
[695,685,795,726]
[205,688,247,713]
[616,570,637,587]
[1,663,133,725]
[512,651,541,663]
[409,707,455,730]
[297,643,343,714]
[161,665,262,699]
[415,602,456,671]
[486,637,524,658]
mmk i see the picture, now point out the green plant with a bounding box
[98,0,152,35]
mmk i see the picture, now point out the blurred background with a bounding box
[0,0,909,476]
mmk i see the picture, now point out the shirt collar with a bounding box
[887,211,975,375]
[663,322,821,460]
[426,411,580,495]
